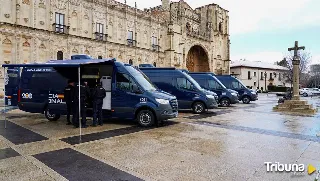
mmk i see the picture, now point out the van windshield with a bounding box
[212,76,227,89]
[125,66,157,91]
[182,72,202,90]
[231,79,246,89]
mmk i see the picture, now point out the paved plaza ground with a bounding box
[0,94,320,181]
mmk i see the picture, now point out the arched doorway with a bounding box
[186,45,209,72]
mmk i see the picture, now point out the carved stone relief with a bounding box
[39,0,46,8]
[22,0,30,5]
[2,37,12,45]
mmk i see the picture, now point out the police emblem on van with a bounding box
[22,93,32,99]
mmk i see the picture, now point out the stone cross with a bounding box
[288,41,305,100]
[288,41,305,59]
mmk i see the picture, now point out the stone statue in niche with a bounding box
[186,22,191,33]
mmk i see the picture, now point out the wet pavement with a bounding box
[0,94,320,180]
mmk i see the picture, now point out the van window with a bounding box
[22,71,67,90]
[116,72,137,92]
[195,79,206,88]
[208,80,223,89]
[231,81,245,89]
[177,77,193,90]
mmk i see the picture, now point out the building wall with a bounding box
[231,67,291,90]
[0,0,230,95]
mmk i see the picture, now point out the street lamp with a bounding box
[264,72,267,91]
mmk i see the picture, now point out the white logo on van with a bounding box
[22,93,32,99]
[48,94,64,104]
[140,98,147,103]
[4,74,9,85]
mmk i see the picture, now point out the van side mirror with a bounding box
[132,84,142,94]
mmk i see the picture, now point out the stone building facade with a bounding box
[0,0,230,92]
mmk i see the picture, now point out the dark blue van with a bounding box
[139,64,154,68]
[189,73,239,107]
[4,67,20,106]
[215,75,258,104]
[4,59,178,127]
[139,68,219,113]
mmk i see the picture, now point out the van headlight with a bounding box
[231,92,237,96]
[206,95,215,99]
[251,91,256,95]
[156,98,170,104]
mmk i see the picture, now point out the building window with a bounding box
[260,72,263,80]
[151,36,159,51]
[279,73,281,81]
[95,23,104,41]
[153,62,156,67]
[219,22,223,33]
[127,31,136,46]
[55,13,65,33]
[254,82,256,86]
[248,71,251,79]
[269,73,273,80]
[57,51,63,60]
[98,56,102,59]
[231,72,234,74]
[129,59,133,65]
[254,72,256,77]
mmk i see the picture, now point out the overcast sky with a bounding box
[124,0,320,64]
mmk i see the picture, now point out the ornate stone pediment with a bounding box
[39,42,46,49]
[2,37,12,45]
[70,0,80,6]
[23,40,30,47]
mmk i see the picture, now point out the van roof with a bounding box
[189,72,215,74]
[2,58,117,68]
[139,67,176,70]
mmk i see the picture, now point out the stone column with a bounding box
[292,56,300,100]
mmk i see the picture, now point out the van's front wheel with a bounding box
[242,96,251,104]
[137,110,155,127]
[44,108,60,121]
[220,98,231,107]
[192,102,205,114]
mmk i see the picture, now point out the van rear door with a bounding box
[5,68,20,106]
[20,68,54,113]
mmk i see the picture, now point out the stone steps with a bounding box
[277,104,312,109]
[273,99,317,114]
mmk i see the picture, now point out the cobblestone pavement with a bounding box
[0,94,320,181]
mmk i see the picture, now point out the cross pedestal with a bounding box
[273,41,317,115]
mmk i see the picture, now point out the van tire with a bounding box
[242,96,251,104]
[192,102,205,114]
[137,110,155,127]
[220,98,231,107]
[44,108,60,121]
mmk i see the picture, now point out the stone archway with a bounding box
[186,45,210,72]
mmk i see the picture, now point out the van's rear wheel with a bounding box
[192,102,205,114]
[45,108,60,121]
[137,110,155,127]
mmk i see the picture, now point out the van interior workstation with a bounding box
[45,61,114,111]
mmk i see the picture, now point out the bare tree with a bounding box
[276,50,312,87]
